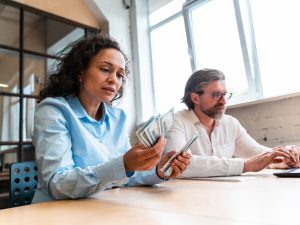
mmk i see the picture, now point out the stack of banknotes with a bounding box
[136,108,174,147]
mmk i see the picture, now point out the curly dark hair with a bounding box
[38,35,129,103]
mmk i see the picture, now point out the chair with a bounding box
[9,161,38,207]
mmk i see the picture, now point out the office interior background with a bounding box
[0,0,300,209]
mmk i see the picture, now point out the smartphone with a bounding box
[161,133,198,177]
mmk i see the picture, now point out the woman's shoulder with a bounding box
[35,97,71,116]
[38,96,68,106]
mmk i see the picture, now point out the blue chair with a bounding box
[9,161,38,207]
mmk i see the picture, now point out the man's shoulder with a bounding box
[222,114,237,121]
[219,114,241,127]
[173,109,200,127]
[175,109,193,117]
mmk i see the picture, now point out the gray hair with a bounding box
[181,68,225,109]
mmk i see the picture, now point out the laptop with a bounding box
[273,168,300,177]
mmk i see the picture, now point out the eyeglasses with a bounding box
[196,91,232,101]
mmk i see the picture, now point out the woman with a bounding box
[32,36,191,203]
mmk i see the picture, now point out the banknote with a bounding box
[143,115,160,145]
[136,115,156,147]
[136,108,174,147]
[158,108,174,136]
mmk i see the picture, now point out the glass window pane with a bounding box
[0,145,18,171]
[47,27,85,56]
[24,12,84,55]
[0,3,19,48]
[0,48,19,94]
[24,12,46,54]
[151,16,192,113]
[149,0,185,26]
[190,0,248,99]
[0,145,18,155]
[23,98,35,141]
[0,96,20,142]
[23,54,50,96]
[250,0,300,97]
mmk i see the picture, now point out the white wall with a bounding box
[227,94,300,147]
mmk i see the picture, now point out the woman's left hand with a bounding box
[156,151,191,179]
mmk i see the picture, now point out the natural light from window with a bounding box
[150,16,192,113]
[250,0,300,97]
[149,0,300,111]
[190,0,249,101]
[149,0,186,26]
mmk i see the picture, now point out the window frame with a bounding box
[182,0,265,104]
[0,0,98,163]
[149,0,300,111]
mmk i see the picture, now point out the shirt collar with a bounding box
[187,109,221,127]
[98,102,109,123]
[66,95,109,123]
[186,109,201,125]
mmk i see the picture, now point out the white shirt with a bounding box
[165,109,270,177]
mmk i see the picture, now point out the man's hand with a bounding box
[156,150,191,179]
[243,146,297,172]
[270,145,300,169]
[283,145,300,167]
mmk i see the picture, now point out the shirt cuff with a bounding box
[155,166,169,181]
[226,158,245,175]
[126,171,135,177]
[147,167,167,184]
[95,155,128,183]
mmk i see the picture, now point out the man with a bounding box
[165,69,299,177]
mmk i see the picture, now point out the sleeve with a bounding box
[165,114,190,153]
[233,118,271,158]
[123,128,165,186]
[34,104,129,200]
[127,168,166,186]
[182,155,245,177]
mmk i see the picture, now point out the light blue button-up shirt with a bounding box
[32,96,163,203]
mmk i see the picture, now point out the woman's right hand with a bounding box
[123,137,165,171]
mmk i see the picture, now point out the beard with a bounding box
[201,103,226,119]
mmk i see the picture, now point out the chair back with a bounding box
[9,161,38,207]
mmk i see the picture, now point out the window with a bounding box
[151,15,191,113]
[250,0,300,97]
[148,0,300,111]
[184,0,300,103]
[184,0,250,102]
[0,2,96,170]
[149,0,191,113]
